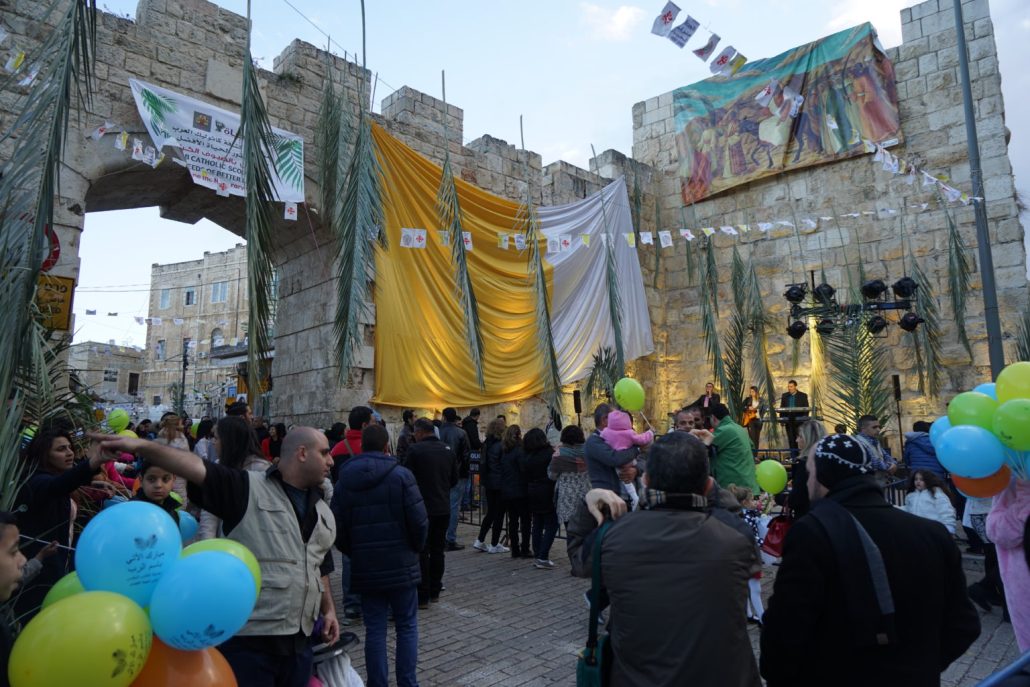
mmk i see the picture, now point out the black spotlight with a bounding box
[861,279,888,300]
[892,276,918,299]
[786,320,808,339]
[899,312,924,332]
[815,318,836,335]
[784,284,807,304]
[866,315,888,334]
[814,282,836,304]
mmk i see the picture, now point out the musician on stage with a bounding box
[778,380,809,451]
[741,386,766,450]
[690,382,721,429]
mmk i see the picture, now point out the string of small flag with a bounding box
[651,2,747,77]
[0,24,42,87]
[79,311,234,330]
[863,138,976,205]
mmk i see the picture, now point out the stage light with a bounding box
[784,284,807,304]
[861,279,888,300]
[786,320,808,339]
[815,318,836,335]
[899,312,924,332]
[814,282,836,304]
[892,276,918,299]
[867,315,888,334]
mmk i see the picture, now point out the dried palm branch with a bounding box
[591,144,625,377]
[698,238,727,395]
[238,2,280,399]
[333,2,386,379]
[652,187,662,289]
[516,117,562,411]
[679,207,696,286]
[704,234,720,317]
[743,252,780,441]
[722,247,750,419]
[631,172,643,246]
[907,247,943,396]
[437,73,485,389]
[0,0,97,507]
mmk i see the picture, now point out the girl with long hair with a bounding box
[499,424,531,558]
[472,418,509,554]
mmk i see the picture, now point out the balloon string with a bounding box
[639,411,655,433]
[19,535,76,552]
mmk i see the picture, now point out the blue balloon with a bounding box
[149,551,257,650]
[75,501,182,608]
[178,511,198,542]
[936,425,1006,478]
[929,416,952,449]
[973,382,998,400]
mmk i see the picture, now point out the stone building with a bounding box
[2,0,1025,443]
[68,341,144,403]
[142,243,252,417]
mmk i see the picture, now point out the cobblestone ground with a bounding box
[327,522,1020,686]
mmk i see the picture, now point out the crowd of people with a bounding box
[0,390,1028,687]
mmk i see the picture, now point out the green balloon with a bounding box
[41,571,85,610]
[614,377,645,412]
[993,399,1030,451]
[756,459,788,494]
[997,361,1030,403]
[947,391,998,431]
[107,408,130,433]
[182,539,261,595]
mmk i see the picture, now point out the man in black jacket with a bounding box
[405,419,458,607]
[761,434,980,687]
[778,380,809,451]
[332,424,428,687]
[438,407,470,551]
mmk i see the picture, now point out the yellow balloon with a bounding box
[118,429,138,438]
[9,591,152,687]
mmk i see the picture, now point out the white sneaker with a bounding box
[533,559,555,570]
[472,539,488,552]
[487,543,510,554]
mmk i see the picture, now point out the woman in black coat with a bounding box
[520,428,558,568]
[14,430,109,622]
[499,424,531,559]
[473,419,509,554]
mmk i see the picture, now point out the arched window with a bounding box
[211,327,224,347]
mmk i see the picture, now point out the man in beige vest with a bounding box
[94,426,338,687]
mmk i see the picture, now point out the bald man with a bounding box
[94,426,339,687]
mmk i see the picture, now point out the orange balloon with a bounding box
[951,465,1012,498]
[131,638,237,687]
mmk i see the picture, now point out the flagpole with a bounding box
[952,0,1004,379]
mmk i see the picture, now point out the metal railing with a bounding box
[977,651,1030,686]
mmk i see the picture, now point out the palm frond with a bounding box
[238,17,280,399]
[0,0,97,509]
[584,346,620,408]
[517,119,562,411]
[315,50,343,236]
[273,135,305,193]
[591,146,625,377]
[652,187,661,289]
[704,235,720,317]
[907,239,943,396]
[1015,287,1030,363]
[437,154,486,389]
[941,193,973,359]
[680,207,696,286]
[698,239,727,394]
[631,172,643,246]
[722,247,749,419]
[744,253,780,441]
[334,116,384,378]
[821,319,892,431]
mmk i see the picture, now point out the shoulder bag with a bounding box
[576,521,612,687]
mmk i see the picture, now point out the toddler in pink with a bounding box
[600,410,653,510]
[986,478,1030,651]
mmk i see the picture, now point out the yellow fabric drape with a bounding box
[371,124,552,408]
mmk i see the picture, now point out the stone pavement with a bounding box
[328,523,1020,686]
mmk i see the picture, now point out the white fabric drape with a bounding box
[540,177,655,384]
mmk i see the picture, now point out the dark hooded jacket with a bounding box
[331,452,428,594]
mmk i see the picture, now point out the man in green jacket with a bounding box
[710,404,759,494]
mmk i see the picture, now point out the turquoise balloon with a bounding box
[929,416,951,448]
[973,382,997,400]
[149,552,257,650]
[936,425,1006,478]
[75,501,182,608]
[177,511,198,542]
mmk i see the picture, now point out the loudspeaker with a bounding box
[892,374,902,402]
[573,390,582,414]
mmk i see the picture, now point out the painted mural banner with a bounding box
[674,23,902,203]
[129,79,305,202]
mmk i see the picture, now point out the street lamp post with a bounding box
[952,0,1005,378]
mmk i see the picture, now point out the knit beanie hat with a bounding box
[812,433,877,488]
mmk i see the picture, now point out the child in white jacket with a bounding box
[902,469,956,534]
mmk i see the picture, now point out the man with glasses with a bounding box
[853,415,897,476]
